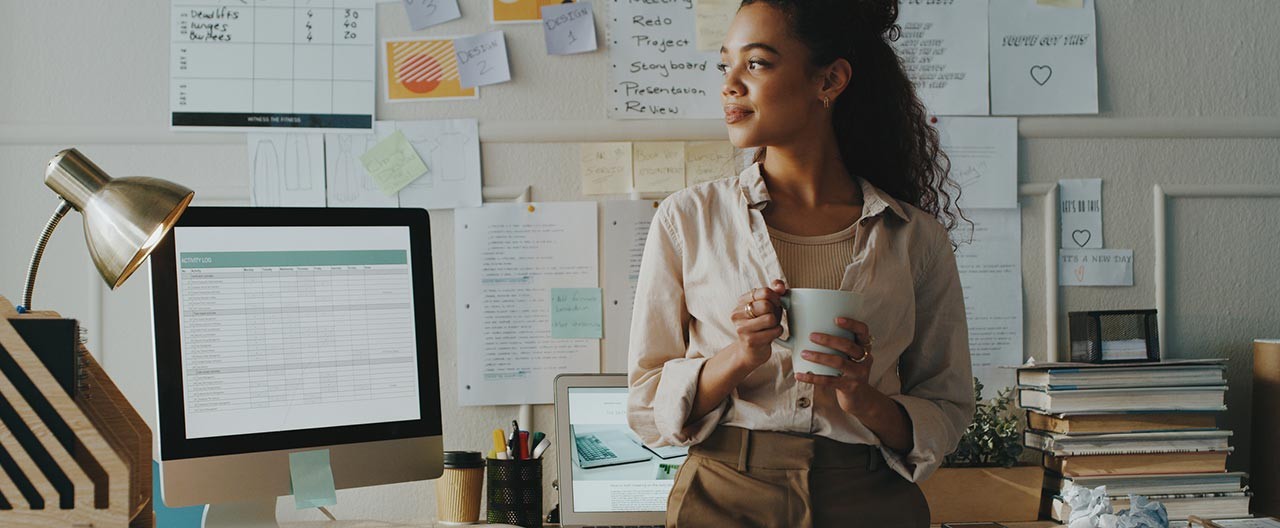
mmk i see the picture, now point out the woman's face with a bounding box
[719,3,828,149]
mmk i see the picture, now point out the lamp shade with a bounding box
[44,149,194,289]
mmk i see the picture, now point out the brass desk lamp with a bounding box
[17,148,195,312]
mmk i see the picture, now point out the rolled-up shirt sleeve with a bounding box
[627,204,728,447]
[879,236,976,482]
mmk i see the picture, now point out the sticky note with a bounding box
[454,31,511,88]
[1037,0,1083,7]
[403,0,462,30]
[360,130,429,196]
[551,288,603,339]
[580,142,633,195]
[695,0,739,52]
[289,449,338,510]
[542,2,597,55]
[1059,178,1103,249]
[1058,249,1133,287]
[633,142,686,193]
[685,141,735,186]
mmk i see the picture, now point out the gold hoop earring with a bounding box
[823,97,830,109]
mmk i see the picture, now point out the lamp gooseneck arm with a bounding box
[18,200,74,313]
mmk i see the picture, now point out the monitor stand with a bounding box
[203,499,278,528]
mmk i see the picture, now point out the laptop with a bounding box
[555,374,689,528]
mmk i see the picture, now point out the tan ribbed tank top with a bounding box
[767,222,858,290]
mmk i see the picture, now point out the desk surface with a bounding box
[280,522,1063,527]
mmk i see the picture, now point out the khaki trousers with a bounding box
[666,426,930,528]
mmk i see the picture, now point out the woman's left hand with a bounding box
[794,317,875,416]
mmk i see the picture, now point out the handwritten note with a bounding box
[685,141,736,186]
[936,117,1017,209]
[454,31,511,88]
[289,450,337,510]
[695,0,738,52]
[608,0,721,119]
[581,143,633,195]
[551,288,603,339]
[990,0,1098,115]
[1059,249,1133,287]
[894,0,990,115]
[403,0,461,30]
[1059,178,1103,249]
[360,130,429,196]
[633,142,686,193]
[542,2,597,55]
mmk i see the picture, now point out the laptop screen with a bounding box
[567,387,688,513]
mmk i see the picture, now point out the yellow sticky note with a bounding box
[695,0,739,52]
[633,142,686,193]
[1036,0,1083,7]
[580,142,633,195]
[360,130,429,196]
[685,141,736,187]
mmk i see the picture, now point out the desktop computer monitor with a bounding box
[149,206,443,527]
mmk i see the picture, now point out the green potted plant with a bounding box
[918,378,1044,524]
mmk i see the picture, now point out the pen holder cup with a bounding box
[486,457,543,528]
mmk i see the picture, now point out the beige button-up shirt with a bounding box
[626,163,974,483]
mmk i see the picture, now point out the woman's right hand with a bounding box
[728,279,788,373]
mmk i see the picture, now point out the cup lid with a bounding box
[443,450,485,469]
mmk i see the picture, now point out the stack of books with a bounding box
[1016,359,1251,521]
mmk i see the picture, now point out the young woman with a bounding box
[626,1,975,526]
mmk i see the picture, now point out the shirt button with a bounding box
[797,397,811,409]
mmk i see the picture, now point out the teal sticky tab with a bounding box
[289,449,338,510]
[550,287,603,339]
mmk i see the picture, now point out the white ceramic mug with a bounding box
[774,288,865,377]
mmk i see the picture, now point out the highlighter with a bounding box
[492,429,507,455]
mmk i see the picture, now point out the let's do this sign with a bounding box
[990,0,1098,115]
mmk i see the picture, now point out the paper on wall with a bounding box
[894,0,991,116]
[685,141,737,186]
[603,200,658,373]
[326,124,400,207]
[608,0,721,119]
[937,117,1018,209]
[955,208,1024,395]
[170,0,376,131]
[248,133,326,206]
[383,37,478,103]
[633,142,686,193]
[402,0,461,30]
[1059,249,1133,287]
[394,119,483,210]
[694,0,739,52]
[542,2,597,55]
[455,202,600,405]
[454,31,511,88]
[581,143,633,195]
[990,0,1098,115]
[1059,178,1102,249]
[550,288,603,339]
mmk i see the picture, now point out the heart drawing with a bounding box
[1030,65,1053,86]
[1072,229,1092,247]
[1075,264,1086,283]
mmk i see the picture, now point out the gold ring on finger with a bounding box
[746,303,757,318]
[849,350,870,363]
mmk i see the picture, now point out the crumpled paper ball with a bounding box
[1062,484,1170,528]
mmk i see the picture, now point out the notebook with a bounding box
[1018,385,1227,413]
[1042,450,1229,477]
[1026,410,1219,435]
[554,374,686,528]
[1025,429,1232,456]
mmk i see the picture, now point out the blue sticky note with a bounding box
[550,287,603,339]
[289,449,338,510]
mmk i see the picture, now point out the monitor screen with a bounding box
[174,225,420,439]
[567,387,687,513]
[152,207,441,462]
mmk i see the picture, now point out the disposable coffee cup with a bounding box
[774,288,865,377]
[437,451,485,525]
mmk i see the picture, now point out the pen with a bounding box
[531,431,545,450]
[492,429,507,456]
[519,431,530,460]
[508,420,520,459]
[531,437,551,459]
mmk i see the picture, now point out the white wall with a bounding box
[2,0,1279,523]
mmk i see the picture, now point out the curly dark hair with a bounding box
[742,0,967,238]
